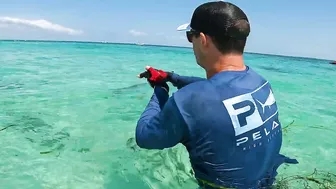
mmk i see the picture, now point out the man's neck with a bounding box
[205,54,246,79]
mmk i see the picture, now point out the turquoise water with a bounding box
[0,40,335,189]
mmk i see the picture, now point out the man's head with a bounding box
[178,1,250,69]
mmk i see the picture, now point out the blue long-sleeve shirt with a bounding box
[169,72,206,89]
[136,73,204,149]
[136,68,298,189]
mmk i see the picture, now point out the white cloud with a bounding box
[129,29,147,37]
[0,17,83,35]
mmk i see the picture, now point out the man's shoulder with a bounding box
[171,80,216,109]
[173,80,214,98]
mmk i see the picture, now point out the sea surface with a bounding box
[0,40,335,189]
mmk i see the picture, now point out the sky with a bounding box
[0,0,335,60]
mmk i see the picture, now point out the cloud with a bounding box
[129,29,147,37]
[0,17,83,35]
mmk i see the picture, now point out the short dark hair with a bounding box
[190,1,250,54]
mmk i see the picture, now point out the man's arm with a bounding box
[137,66,205,90]
[169,72,206,89]
[136,87,188,150]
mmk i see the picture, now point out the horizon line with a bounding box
[0,39,333,61]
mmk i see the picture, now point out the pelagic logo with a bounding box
[256,89,276,114]
[223,82,280,148]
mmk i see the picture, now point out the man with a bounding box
[135,1,298,189]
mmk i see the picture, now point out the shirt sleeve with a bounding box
[170,73,205,89]
[135,87,188,150]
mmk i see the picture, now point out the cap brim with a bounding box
[177,23,190,31]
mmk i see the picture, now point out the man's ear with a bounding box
[199,32,208,47]
[199,32,208,46]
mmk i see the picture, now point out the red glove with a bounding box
[138,66,171,91]
[138,67,169,83]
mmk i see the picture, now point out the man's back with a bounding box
[136,3,298,188]
[173,67,285,188]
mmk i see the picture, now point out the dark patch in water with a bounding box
[40,131,70,147]
[40,80,50,85]
[40,151,52,155]
[35,57,49,60]
[0,83,24,90]
[126,137,140,152]
[0,124,15,132]
[40,144,65,155]
[318,108,336,117]
[16,116,53,133]
[3,114,70,156]
[78,148,91,153]
[111,83,147,94]
[37,129,70,157]
[25,137,35,143]
[258,66,291,74]
[282,120,334,133]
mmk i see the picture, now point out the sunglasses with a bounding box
[186,29,200,43]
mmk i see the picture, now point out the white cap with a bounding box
[176,23,191,31]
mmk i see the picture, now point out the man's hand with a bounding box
[138,66,170,92]
[137,66,171,83]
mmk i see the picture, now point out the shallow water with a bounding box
[0,41,335,189]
